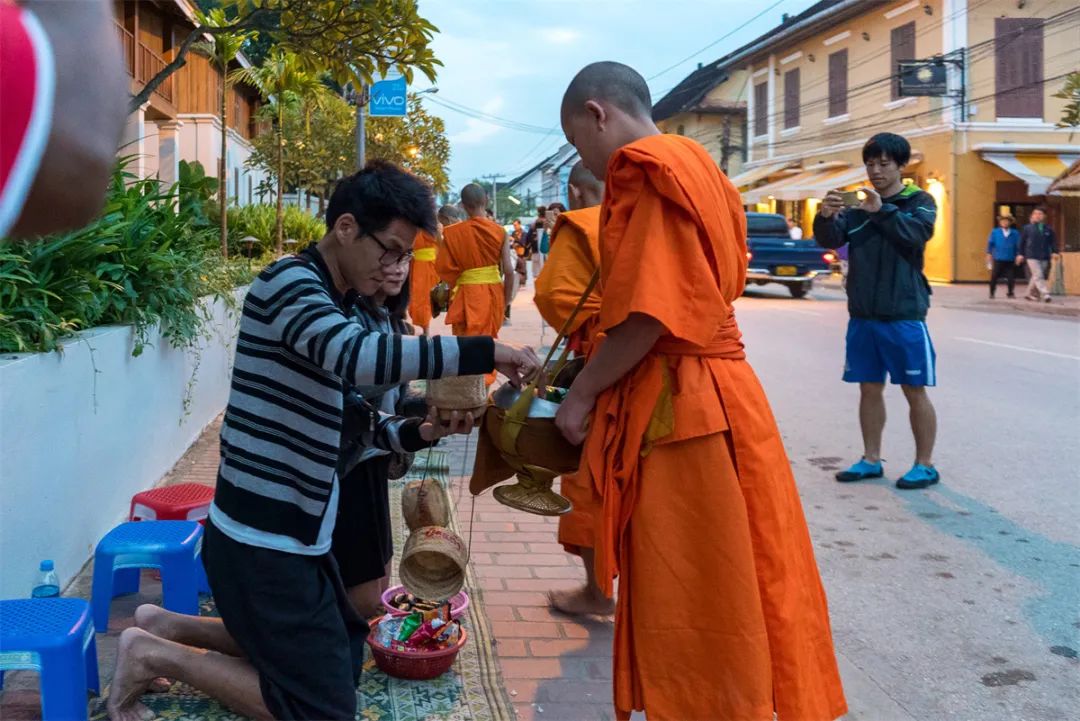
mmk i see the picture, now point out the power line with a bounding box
[646,0,793,83]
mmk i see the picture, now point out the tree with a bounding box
[1054,71,1080,133]
[233,51,329,253]
[130,0,440,112]
[193,8,255,259]
[368,95,451,193]
[248,93,357,216]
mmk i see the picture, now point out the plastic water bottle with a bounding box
[31,560,60,598]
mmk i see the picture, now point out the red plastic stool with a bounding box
[130,483,215,524]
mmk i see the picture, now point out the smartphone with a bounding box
[839,190,866,207]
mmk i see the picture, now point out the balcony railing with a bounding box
[115,21,134,77]
[138,44,173,103]
[115,20,174,104]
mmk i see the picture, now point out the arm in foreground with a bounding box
[555,313,666,445]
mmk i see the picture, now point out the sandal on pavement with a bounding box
[835,459,884,483]
[896,464,940,490]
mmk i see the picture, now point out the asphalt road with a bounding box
[735,282,1080,721]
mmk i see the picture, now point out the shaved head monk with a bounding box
[436,184,515,381]
[437,204,463,227]
[533,161,609,615]
[556,61,847,721]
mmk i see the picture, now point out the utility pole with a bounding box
[483,173,504,220]
[352,83,369,170]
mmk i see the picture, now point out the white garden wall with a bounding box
[0,293,242,599]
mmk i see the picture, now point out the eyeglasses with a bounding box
[364,231,414,267]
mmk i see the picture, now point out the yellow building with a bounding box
[674,0,1078,288]
[653,63,749,178]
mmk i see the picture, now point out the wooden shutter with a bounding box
[784,68,800,129]
[995,18,1044,118]
[891,22,916,100]
[754,82,768,136]
[829,50,848,117]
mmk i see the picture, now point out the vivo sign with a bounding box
[369,74,407,117]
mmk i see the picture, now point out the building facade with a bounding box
[113,0,269,205]
[669,0,1078,287]
[653,63,749,178]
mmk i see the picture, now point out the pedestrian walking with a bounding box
[526,206,545,279]
[1018,207,1059,303]
[986,214,1021,299]
[814,132,940,490]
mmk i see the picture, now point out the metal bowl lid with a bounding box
[491,383,561,418]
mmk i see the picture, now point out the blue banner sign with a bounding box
[369,73,407,117]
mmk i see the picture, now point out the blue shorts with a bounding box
[843,319,936,386]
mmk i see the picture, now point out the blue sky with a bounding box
[413,0,819,191]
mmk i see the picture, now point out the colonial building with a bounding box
[652,62,748,178]
[113,0,269,204]
[666,0,1079,288]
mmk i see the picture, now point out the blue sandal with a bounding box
[896,464,940,490]
[835,459,883,483]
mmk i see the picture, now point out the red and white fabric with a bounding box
[0,2,55,238]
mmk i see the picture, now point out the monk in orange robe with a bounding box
[407,229,440,334]
[533,161,611,616]
[437,184,515,382]
[555,62,847,721]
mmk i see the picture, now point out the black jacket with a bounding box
[1019,223,1057,261]
[814,185,937,321]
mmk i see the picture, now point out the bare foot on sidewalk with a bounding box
[107,627,157,721]
[548,587,615,617]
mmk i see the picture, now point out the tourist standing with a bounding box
[986,214,1021,299]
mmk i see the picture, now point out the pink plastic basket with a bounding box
[380,585,470,620]
[366,617,468,681]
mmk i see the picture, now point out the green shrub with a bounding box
[0,160,256,355]
[217,203,324,257]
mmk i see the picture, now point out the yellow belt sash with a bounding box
[453,264,502,300]
[457,265,502,286]
[414,248,437,262]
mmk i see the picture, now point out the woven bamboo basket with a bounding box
[399,525,469,601]
[402,479,452,531]
[426,375,487,423]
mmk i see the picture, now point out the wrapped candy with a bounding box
[396,612,424,642]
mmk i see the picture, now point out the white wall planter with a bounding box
[0,291,243,598]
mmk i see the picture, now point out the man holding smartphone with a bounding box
[814,133,940,490]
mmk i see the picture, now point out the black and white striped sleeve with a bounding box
[255,265,495,387]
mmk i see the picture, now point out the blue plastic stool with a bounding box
[0,598,99,720]
[91,521,204,632]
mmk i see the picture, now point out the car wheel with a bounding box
[788,282,810,299]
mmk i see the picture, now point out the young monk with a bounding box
[436,184,515,381]
[437,204,463,227]
[555,62,847,721]
[407,227,440,334]
[532,161,611,616]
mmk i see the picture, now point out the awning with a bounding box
[981,152,1080,196]
[743,165,855,204]
[728,161,798,190]
[1048,159,1080,197]
[742,157,924,204]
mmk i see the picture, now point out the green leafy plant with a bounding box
[1054,71,1080,133]
[0,160,255,356]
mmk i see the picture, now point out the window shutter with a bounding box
[754,82,768,136]
[784,69,800,129]
[891,22,916,100]
[996,18,1044,118]
[829,50,848,117]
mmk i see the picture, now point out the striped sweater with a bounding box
[210,249,494,551]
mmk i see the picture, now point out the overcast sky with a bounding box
[412,0,819,191]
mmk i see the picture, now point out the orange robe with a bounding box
[584,135,847,721]
[533,206,603,554]
[436,217,505,338]
[408,230,440,331]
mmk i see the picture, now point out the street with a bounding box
[735,282,1080,720]
[492,279,1080,721]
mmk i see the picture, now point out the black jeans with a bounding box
[989,260,1017,297]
